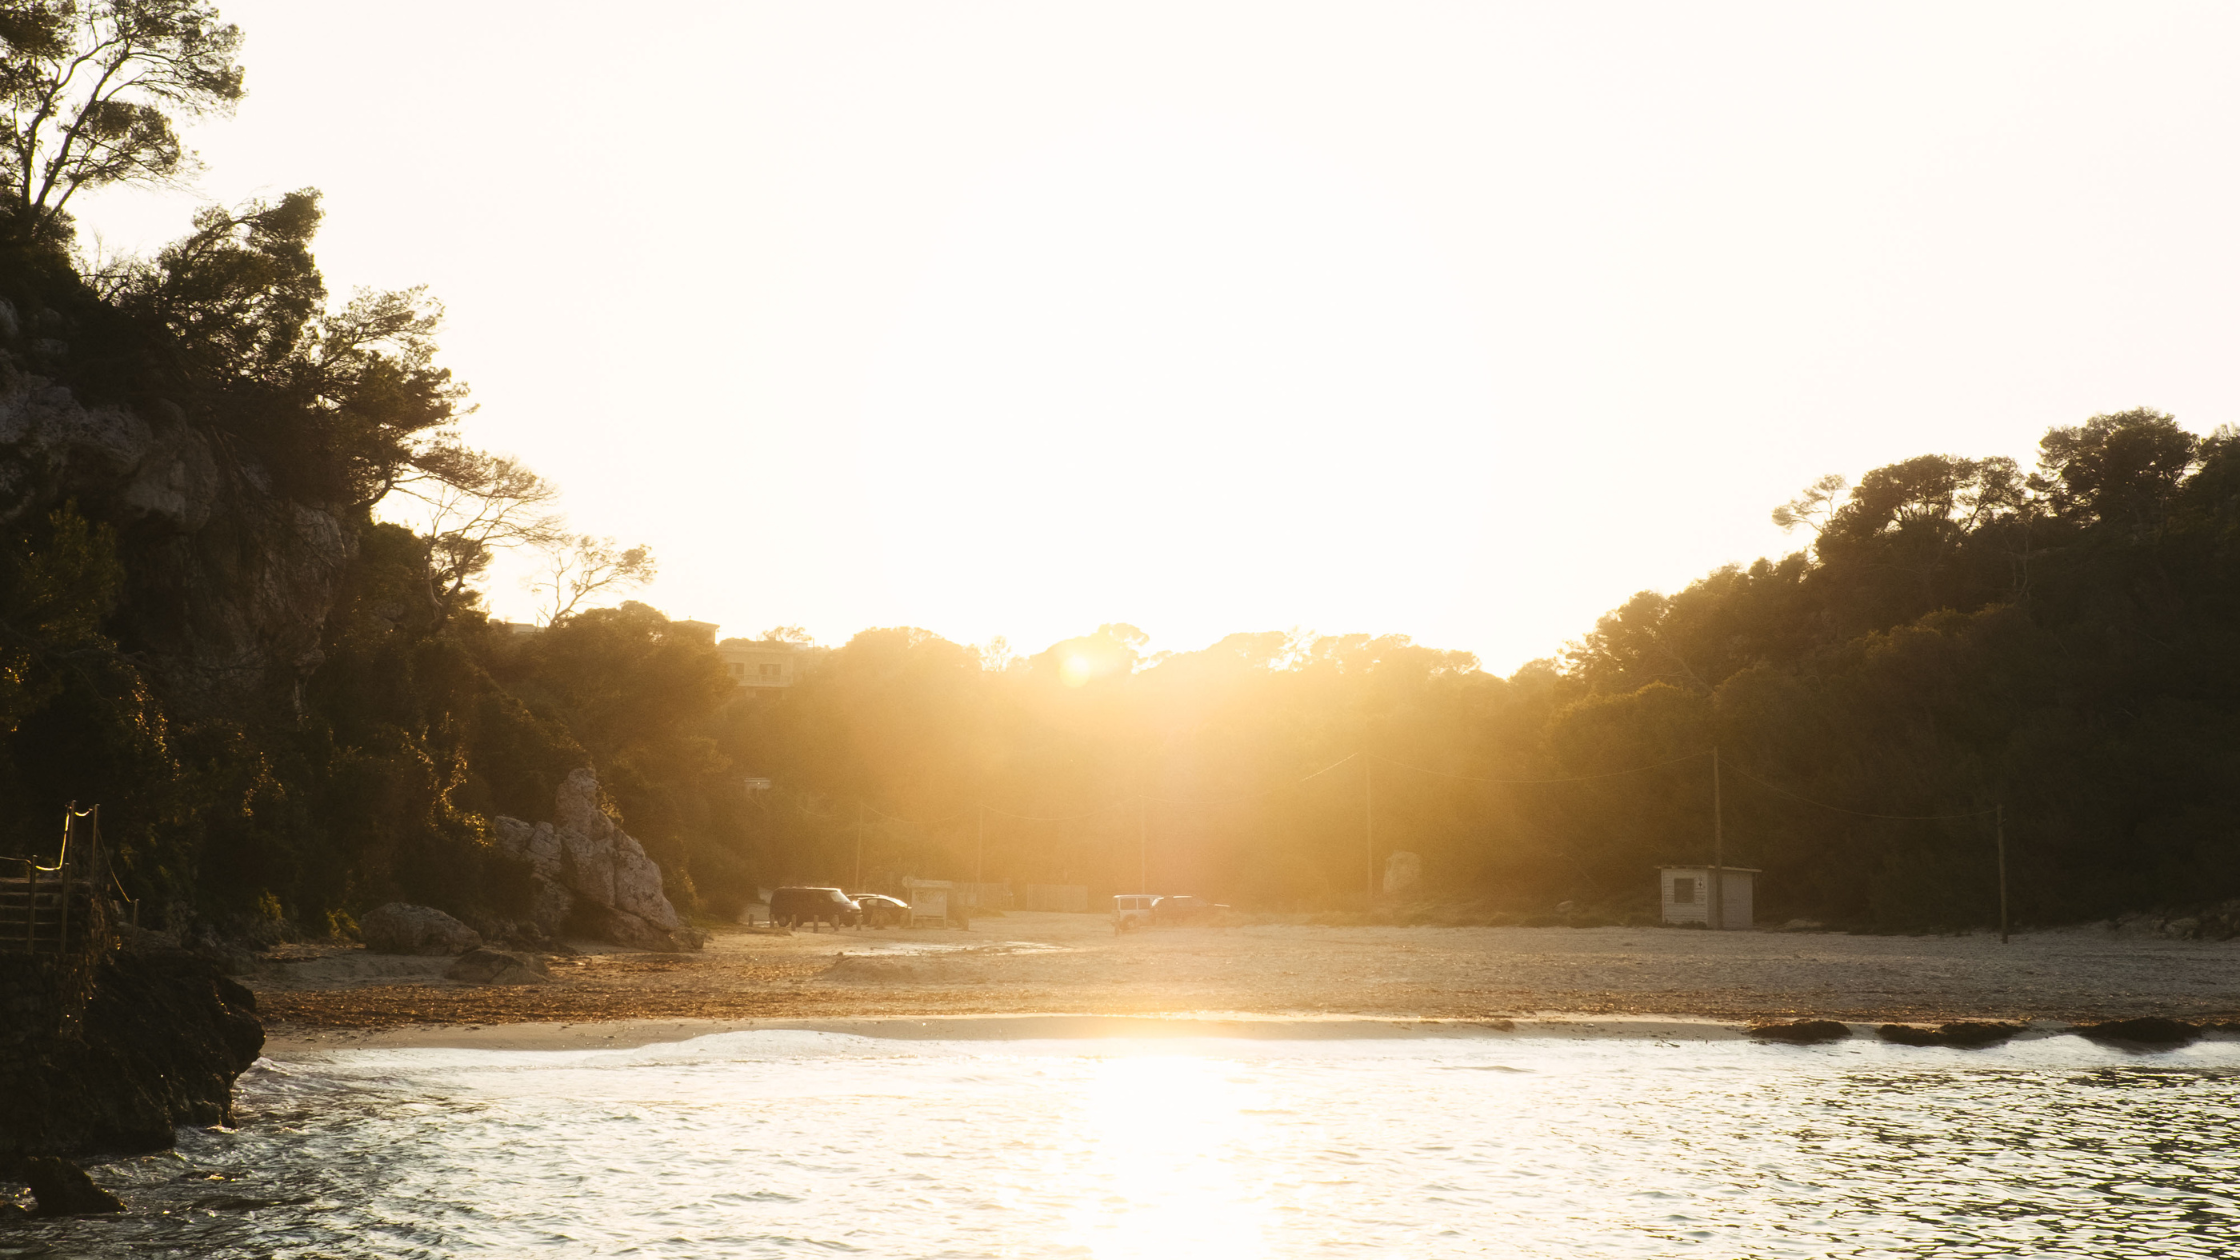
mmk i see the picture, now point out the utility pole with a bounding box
[1996,803,2009,945]
[976,804,985,889]
[1711,746,1725,931]
[1365,757,1376,900]
[854,801,864,890]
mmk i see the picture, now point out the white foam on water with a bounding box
[18,1030,2240,1257]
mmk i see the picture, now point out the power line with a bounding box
[1140,751,1362,806]
[1370,748,1991,820]
[980,799,1130,823]
[868,752,1367,826]
[1718,758,1996,821]
[860,748,1987,829]
[1367,750,1710,785]
[860,802,969,827]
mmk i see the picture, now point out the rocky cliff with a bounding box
[0,943,264,1159]
[0,298,354,717]
[493,768,706,951]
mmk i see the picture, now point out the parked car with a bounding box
[1149,894,1227,925]
[770,886,859,931]
[849,892,910,928]
[1112,894,1158,932]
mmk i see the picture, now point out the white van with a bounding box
[1112,894,1158,932]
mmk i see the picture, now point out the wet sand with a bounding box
[247,911,2240,1049]
[261,1014,1743,1055]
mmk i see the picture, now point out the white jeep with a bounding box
[1111,894,1159,932]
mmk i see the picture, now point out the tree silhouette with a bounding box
[0,0,244,243]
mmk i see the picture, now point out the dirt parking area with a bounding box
[246,910,2240,1032]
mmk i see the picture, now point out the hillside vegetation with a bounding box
[4,3,2235,940]
[726,419,2240,932]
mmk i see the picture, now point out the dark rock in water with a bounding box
[1749,1020,1852,1044]
[445,947,550,985]
[1877,1021,2023,1048]
[1876,1024,1940,1047]
[362,902,483,956]
[0,947,263,1159]
[20,1157,124,1216]
[2075,1017,2201,1048]
[1937,1020,2024,1048]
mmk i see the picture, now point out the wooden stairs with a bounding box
[1,805,115,958]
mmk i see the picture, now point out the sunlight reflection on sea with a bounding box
[11,1030,2240,1258]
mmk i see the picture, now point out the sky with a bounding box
[72,2,2240,672]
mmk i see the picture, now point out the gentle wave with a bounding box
[11,1031,2240,1258]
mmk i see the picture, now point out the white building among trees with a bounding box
[1659,865,1757,929]
[717,640,799,694]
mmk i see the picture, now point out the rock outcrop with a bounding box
[1875,1021,2023,1049]
[0,315,355,717]
[2075,1017,2201,1048]
[493,768,705,951]
[0,945,264,1160]
[362,903,483,956]
[1748,1019,1852,1045]
[19,1157,125,1215]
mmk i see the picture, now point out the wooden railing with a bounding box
[0,804,113,957]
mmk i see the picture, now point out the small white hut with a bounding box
[1658,865,1758,930]
[902,878,953,927]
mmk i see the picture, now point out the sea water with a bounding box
[7,1029,2240,1258]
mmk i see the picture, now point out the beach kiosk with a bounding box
[1658,865,1757,930]
[902,878,953,927]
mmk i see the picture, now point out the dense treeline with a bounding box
[5,3,2237,939]
[721,410,2240,930]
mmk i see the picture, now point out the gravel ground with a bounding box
[247,911,2240,1033]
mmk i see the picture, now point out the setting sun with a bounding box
[7,3,2240,1253]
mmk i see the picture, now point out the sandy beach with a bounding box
[245,911,2240,1051]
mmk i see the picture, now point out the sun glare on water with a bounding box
[1061,1053,1277,1258]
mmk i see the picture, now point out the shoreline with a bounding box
[246,915,2240,1051]
[260,1010,2238,1056]
[262,1013,1725,1054]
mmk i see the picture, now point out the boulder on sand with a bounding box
[361,903,482,956]
[569,900,685,952]
[444,948,550,986]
